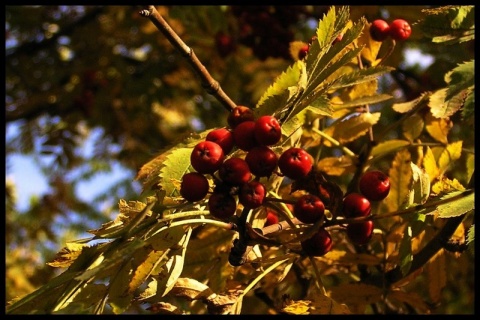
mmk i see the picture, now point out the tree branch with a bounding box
[139,6,237,112]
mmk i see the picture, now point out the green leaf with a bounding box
[159,147,195,197]
[436,190,474,218]
[330,66,395,91]
[371,139,411,158]
[445,60,474,101]
[462,87,474,119]
[399,225,413,276]
[420,6,475,44]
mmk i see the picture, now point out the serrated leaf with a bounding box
[438,141,463,176]
[385,149,413,212]
[159,147,194,197]
[420,6,475,44]
[47,242,88,268]
[466,224,474,245]
[333,93,393,111]
[371,139,411,158]
[392,92,430,113]
[436,190,474,218]
[432,177,465,195]
[402,113,424,142]
[466,153,475,186]
[461,87,474,119]
[445,60,474,101]
[429,88,464,119]
[330,66,395,91]
[256,60,303,109]
[323,112,380,147]
[425,111,452,144]
[147,224,187,251]
[128,249,167,295]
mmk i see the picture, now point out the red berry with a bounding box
[180,172,209,202]
[278,147,313,180]
[294,194,325,224]
[233,120,259,151]
[254,115,282,146]
[239,180,266,209]
[215,31,236,57]
[227,105,255,129]
[370,19,390,42]
[359,170,391,201]
[265,210,279,226]
[190,141,225,174]
[346,220,374,245]
[342,193,371,218]
[301,228,333,257]
[206,128,234,155]
[218,157,252,185]
[389,19,412,41]
[298,44,309,60]
[245,146,278,177]
[332,33,343,44]
[208,192,237,220]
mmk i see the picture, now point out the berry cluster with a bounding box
[370,18,412,42]
[181,105,314,221]
[299,170,390,256]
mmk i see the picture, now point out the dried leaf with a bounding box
[387,289,431,314]
[316,156,356,176]
[427,249,447,304]
[328,283,383,313]
[169,277,215,301]
[432,177,465,195]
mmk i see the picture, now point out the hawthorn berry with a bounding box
[206,128,234,155]
[389,19,412,41]
[245,146,278,177]
[370,19,390,42]
[215,31,236,57]
[180,172,209,202]
[301,228,333,257]
[254,115,282,146]
[346,220,374,245]
[298,43,309,60]
[239,180,266,209]
[359,170,391,201]
[278,147,313,180]
[208,192,237,220]
[293,194,325,224]
[342,193,371,218]
[218,157,252,185]
[190,141,225,174]
[233,120,259,151]
[264,210,279,226]
[227,105,255,129]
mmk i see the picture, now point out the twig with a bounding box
[139,6,236,112]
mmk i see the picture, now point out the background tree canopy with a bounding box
[5,5,474,314]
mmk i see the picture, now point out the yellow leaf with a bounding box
[438,141,463,176]
[402,113,424,142]
[348,79,378,101]
[385,149,413,212]
[423,147,440,183]
[282,300,311,315]
[358,23,382,65]
[425,111,452,144]
[309,294,351,314]
[47,242,87,268]
[323,112,380,146]
[431,177,466,195]
[371,139,411,158]
[426,249,446,304]
[321,249,382,266]
[317,156,356,176]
